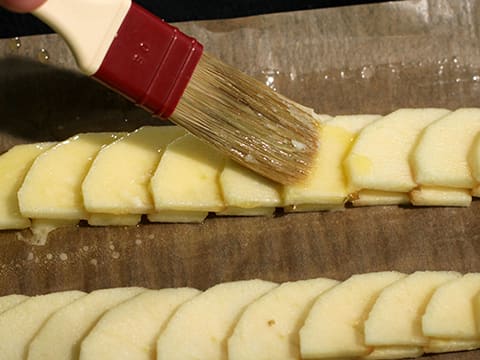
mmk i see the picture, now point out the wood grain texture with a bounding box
[1,2,480,358]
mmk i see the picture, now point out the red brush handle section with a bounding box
[94,3,203,118]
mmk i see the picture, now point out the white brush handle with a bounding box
[33,0,131,75]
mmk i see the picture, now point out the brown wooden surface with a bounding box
[1,1,480,358]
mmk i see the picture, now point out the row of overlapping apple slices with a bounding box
[1,108,479,237]
[1,271,480,359]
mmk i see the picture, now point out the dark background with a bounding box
[1,0,387,38]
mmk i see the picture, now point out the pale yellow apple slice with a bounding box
[228,278,338,360]
[424,339,480,353]
[362,346,424,359]
[364,271,461,359]
[0,294,28,314]
[156,279,277,360]
[80,288,200,360]
[284,114,380,212]
[87,213,141,226]
[218,159,281,217]
[351,190,410,207]
[472,292,480,346]
[422,273,480,353]
[345,108,450,194]
[148,133,225,223]
[0,290,85,360]
[411,108,480,205]
[0,143,55,230]
[412,108,480,188]
[300,271,405,359]
[147,211,207,223]
[28,287,144,360]
[468,133,480,196]
[410,186,471,207]
[82,126,185,226]
[18,133,122,220]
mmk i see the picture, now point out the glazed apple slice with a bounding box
[82,126,185,226]
[351,190,410,207]
[80,288,200,360]
[218,159,281,217]
[156,279,277,360]
[148,133,225,223]
[284,114,379,212]
[19,133,122,220]
[0,143,55,230]
[86,213,141,226]
[28,287,144,360]
[0,291,85,360]
[228,278,338,360]
[364,271,461,359]
[300,271,405,359]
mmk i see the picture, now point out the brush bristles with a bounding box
[170,52,319,185]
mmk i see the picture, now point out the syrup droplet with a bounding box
[361,65,375,80]
[261,69,280,91]
[9,37,21,50]
[38,48,50,62]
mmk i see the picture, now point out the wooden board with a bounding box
[1,1,480,358]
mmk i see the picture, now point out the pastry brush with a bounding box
[32,0,319,185]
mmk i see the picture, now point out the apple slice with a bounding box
[18,133,122,221]
[0,290,85,360]
[28,287,144,360]
[0,294,28,314]
[87,213,141,226]
[468,133,480,196]
[218,159,281,217]
[147,211,207,223]
[284,115,380,212]
[411,108,480,205]
[422,273,480,353]
[300,271,405,359]
[156,279,277,360]
[412,108,480,188]
[148,133,225,223]
[228,278,338,360]
[345,108,450,194]
[80,288,200,360]
[364,271,461,358]
[82,126,185,226]
[362,346,424,359]
[351,190,410,207]
[424,339,480,353]
[410,186,471,207]
[0,143,55,230]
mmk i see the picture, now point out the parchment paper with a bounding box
[1,2,480,357]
